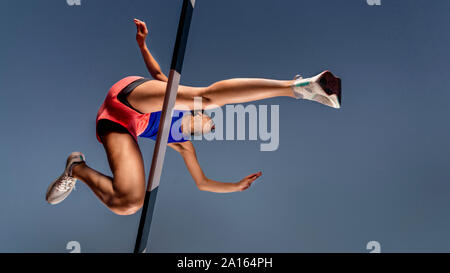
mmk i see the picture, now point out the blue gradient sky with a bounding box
[1,0,450,252]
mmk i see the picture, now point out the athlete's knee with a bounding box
[190,87,212,105]
[109,180,145,215]
[193,86,215,108]
[111,197,144,216]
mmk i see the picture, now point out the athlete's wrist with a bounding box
[138,42,147,50]
[232,182,243,192]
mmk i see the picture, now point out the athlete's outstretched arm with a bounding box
[168,141,262,193]
[134,19,168,82]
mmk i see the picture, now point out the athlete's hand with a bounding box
[235,171,262,191]
[134,18,148,48]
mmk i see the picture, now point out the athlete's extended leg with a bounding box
[199,78,297,108]
[127,77,296,113]
[127,71,341,113]
[71,120,146,215]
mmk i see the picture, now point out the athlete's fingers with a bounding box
[247,174,257,180]
[243,175,254,180]
[248,178,257,185]
[134,19,147,30]
[135,23,144,35]
[134,19,144,28]
[249,172,262,183]
[247,171,262,180]
[139,23,148,34]
[246,172,259,179]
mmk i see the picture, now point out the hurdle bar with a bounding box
[134,0,196,253]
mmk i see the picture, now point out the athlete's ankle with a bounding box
[287,80,298,98]
[71,162,86,179]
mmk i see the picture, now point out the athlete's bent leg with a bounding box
[72,120,146,215]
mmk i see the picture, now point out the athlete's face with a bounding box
[182,111,215,136]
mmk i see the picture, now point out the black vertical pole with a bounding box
[134,0,196,253]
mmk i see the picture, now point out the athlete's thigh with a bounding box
[98,120,146,198]
[128,79,203,113]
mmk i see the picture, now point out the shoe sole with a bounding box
[293,71,342,108]
[316,70,342,108]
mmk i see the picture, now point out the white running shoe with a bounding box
[46,152,86,205]
[291,70,342,109]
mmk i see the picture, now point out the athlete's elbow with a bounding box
[152,71,168,82]
[196,180,209,191]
